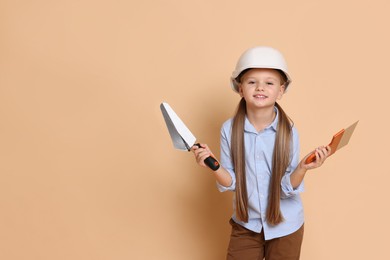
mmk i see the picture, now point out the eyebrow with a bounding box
[243,76,279,81]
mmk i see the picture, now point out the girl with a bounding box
[192,46,330,260]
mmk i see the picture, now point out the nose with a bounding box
[255,82,265,91]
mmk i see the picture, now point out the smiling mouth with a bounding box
[253,94,268,98]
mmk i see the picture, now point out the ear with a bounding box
[238,84,244,98]
[277,84,286,100]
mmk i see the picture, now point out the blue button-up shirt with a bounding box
[218,107,304,240]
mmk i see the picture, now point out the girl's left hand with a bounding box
[300,145,331,170]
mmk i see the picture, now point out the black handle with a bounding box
[194,143,220,171]
[204,156,220,171]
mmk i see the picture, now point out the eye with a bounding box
[248,80,256,85]
[266,82,274,86]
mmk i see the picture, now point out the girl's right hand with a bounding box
[191,143,214,168]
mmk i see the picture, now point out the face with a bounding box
[238,68,286,110]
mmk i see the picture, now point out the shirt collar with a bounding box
[244,106,279,134]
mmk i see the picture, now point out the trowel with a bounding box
[160,102,220,171]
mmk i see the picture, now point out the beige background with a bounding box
[1,0,389,259]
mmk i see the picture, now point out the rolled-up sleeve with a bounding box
[281,127,304,198]
[217,121,236,192]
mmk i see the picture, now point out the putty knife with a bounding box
[305,120,359,164]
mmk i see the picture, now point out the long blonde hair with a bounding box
[231,70,292,225]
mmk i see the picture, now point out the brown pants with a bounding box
[227,219,304,260]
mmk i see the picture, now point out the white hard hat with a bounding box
[231,46,292,93]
